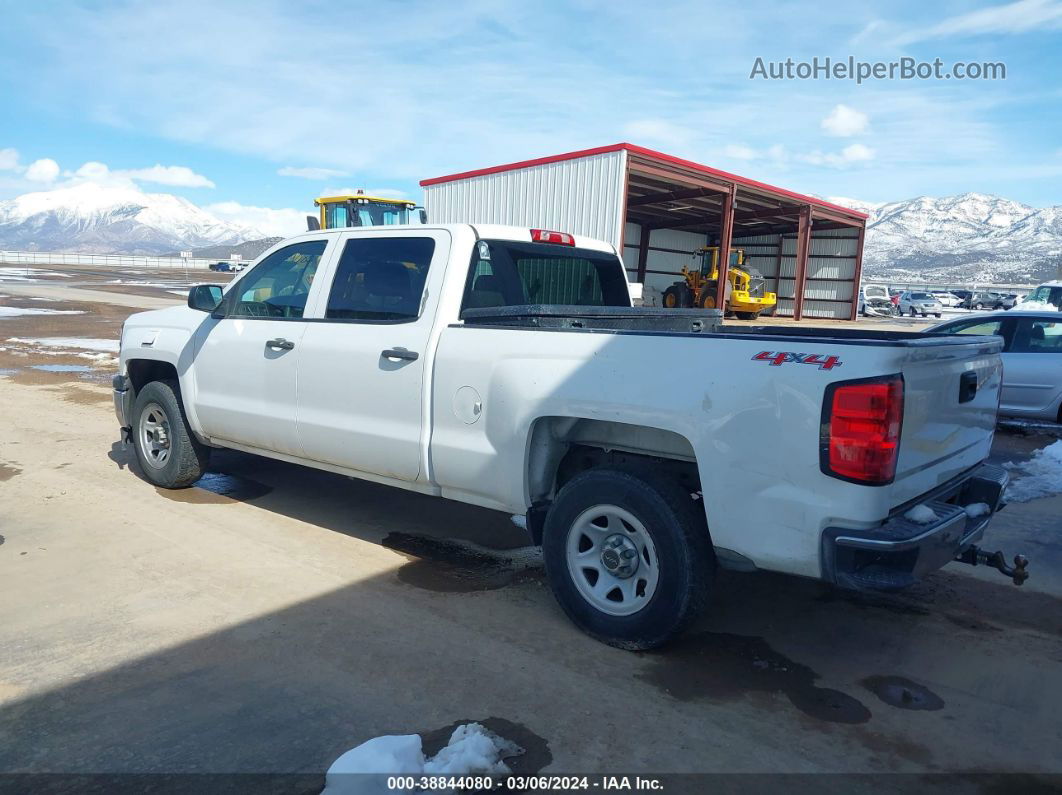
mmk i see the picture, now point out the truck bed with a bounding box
[459,304,1001,349]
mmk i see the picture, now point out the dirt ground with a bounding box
[1,266,1060,790]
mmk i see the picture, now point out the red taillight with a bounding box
[530,229,575,246]
[821,375,904,485]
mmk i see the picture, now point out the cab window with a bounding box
[227,240,327,319]
[324,236,435,321]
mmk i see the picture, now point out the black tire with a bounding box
[542,468,715,650]
[909,308,917,317]
[975,302,984,310]
[735,311,757,320]
[131,379,210,489]
[935,313,942,318]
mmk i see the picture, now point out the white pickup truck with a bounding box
[114,224,1024,649]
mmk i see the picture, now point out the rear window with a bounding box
[462,239,629,311]
[910,293,932,300]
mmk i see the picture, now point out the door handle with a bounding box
[381,348,419,361]
[266,337,295,351]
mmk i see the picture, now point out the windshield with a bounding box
[911,293,932,300]
[1027,286,1062,307]
[463,240,629,310]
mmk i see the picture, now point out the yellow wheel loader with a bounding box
[308,191,427,231]
[661,247,777,320]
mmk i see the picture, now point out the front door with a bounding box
[192,239,331,455]
[296,230,449,481]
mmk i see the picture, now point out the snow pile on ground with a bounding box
[6,336,119,352]
[904,504,939,524]
[0,306,85,318]
[963,502,991,518]
[323,723,522,795]
[1003,440,1062,503]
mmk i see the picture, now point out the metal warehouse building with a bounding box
[421,143,868,320]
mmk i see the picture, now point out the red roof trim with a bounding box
[419,142,869,220]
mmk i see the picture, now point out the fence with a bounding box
[0,250,221,270]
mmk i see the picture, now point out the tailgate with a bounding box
[892,336,1003,505]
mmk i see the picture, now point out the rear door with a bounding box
[1003,317,1062,418]
[192,239,331,455]
[295,229,451,481]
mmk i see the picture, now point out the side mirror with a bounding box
[188,284,224,313]
[307,215,321,231]
[418,208,428,224]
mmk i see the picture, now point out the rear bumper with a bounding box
[113,374,132,429]
[822,463,1009,590]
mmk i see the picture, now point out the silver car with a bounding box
[898,290,943,318]
[928,312,1062,422]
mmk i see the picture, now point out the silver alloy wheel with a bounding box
[565,504,660,617]
[139,402,172,469]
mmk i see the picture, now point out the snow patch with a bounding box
[0,306,85,317]
[6,336,119,352]
[323,723,523,795]
[963,502,991,518]
[1003,440,1062,502]
[904,504,939,524]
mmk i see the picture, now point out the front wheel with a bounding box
[542,468,715,650]
[909,308,917,317]
[935,313,942,318]
[975,302,984,310]
[132,379,210,488]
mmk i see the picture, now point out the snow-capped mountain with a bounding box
[0,183,263,254]
[826,192,1062,284]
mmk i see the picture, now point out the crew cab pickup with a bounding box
[114,225,1020,649]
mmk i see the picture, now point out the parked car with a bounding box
[961,291,1015,311]
[928,311,1062,423]
[208,262,232,272]
[1015,281,1062,312]
[898,291,943,318]
[932,291,962,308]
[858,284,897,317]
[112,225,1016,648]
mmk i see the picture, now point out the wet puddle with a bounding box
[382,532,543,593]
[861,676,945,711]
[641,631,872,724]
[0,463,22,481]
[154,471,273,504]
[420,717,551,779]
[30,364,92,373]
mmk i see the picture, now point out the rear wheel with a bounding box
[735,311,758,320]
[132,380,210,489]
[909,307,917,317]
[542,468,715,650]
[975,302,984,310]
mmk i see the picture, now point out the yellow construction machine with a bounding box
[661,246,777,319]
[308,191,426,231]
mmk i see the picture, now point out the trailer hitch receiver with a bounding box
[956,546,1029,586]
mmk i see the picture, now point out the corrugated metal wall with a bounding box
[423,150,628,249]
[621,223,708,305]
[753,228,858,319]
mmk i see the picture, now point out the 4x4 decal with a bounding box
[753,351,843,370]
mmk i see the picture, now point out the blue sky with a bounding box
[0,0,1059,234]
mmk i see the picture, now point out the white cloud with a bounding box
[204,201,308,238]
[723,144,758,160]
[75,161,112,181]
[278,166,348,180]
[821,105,869,137]
[122,164,214,188]
[621,119,695,150]
[25,158,60,183]
[893,0,1062,45]
[0,148,19,171]
[801,144,876,168]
